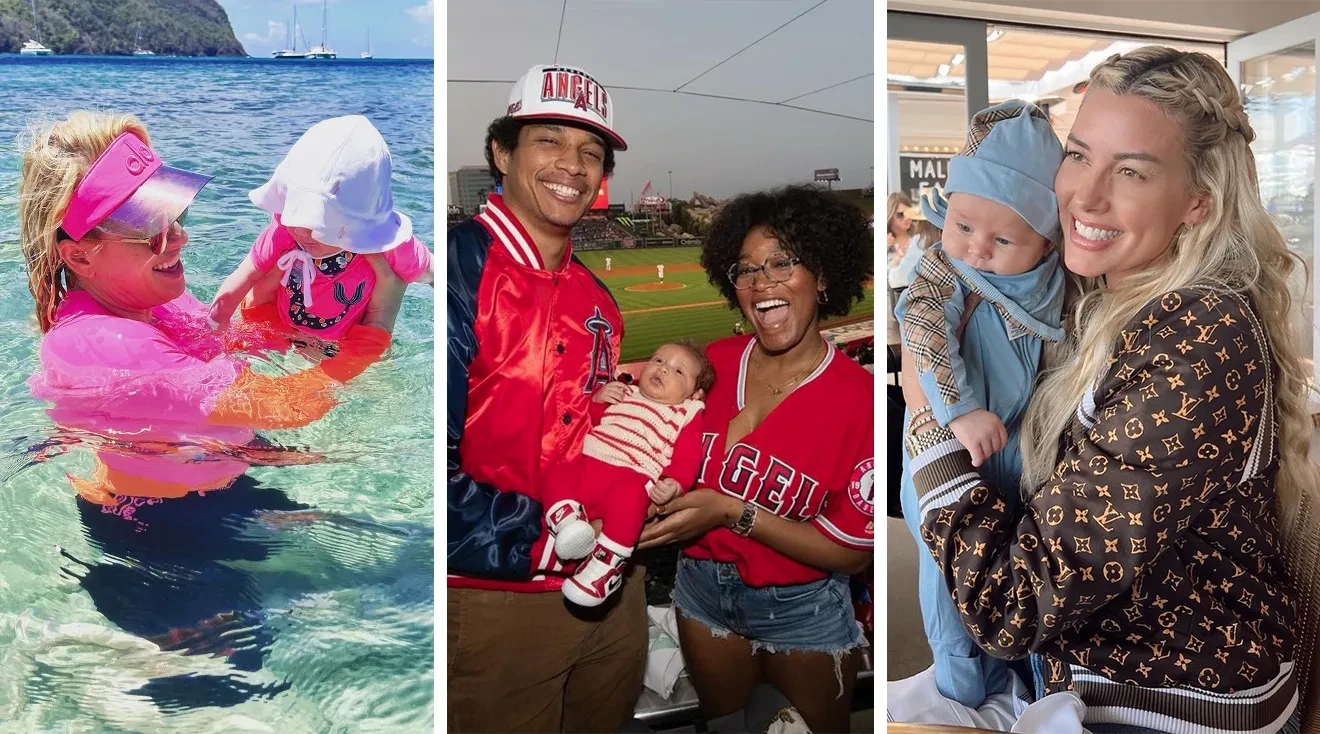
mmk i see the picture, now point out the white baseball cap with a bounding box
[506,64,627,150]
[249,115,412,254]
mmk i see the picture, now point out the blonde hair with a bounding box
[886,191,914,238]
[1021,46,1319,609]
[18,111,150,332]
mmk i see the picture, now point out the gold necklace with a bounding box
[755,339,826,395]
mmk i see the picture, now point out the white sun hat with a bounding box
[249,115,412,254]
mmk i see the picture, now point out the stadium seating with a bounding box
[571,216,637,250]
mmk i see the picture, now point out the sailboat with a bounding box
[272,6,305,59]
[20,0,52,55]
[360,27,372,59]
[304,0,336,59]
[132,23,154,55]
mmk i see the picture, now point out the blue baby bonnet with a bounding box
[925,100,1064,242]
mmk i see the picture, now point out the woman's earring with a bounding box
[817,290,828,304]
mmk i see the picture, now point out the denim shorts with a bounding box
[671,555,864,655]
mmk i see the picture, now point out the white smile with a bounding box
[152,255,181,272]
[754,298,788,311]
[542,181,583,199]
[1074,220,1123,242]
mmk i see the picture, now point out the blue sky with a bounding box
[217,0,434,59]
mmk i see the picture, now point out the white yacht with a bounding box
[132,23,153,55]
[360,27,372,59]
[20,0,51,55]
[20,39,52,55]
[272,6,306,59]
[304,0,336,59]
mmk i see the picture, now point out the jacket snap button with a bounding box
[562,413,571,425]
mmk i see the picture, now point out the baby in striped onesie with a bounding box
[543,341,713,607]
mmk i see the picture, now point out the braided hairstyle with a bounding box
[17,111,149,332]
[1013,45,1314,557]
[1021,46,1317,587]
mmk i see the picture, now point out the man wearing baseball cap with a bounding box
[447,64,644,731]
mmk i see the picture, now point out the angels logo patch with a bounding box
[848,458,875,515]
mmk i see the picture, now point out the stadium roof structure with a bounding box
[447,1,874,206]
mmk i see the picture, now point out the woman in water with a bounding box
[17,110,411,708]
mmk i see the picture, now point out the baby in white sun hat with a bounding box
[210,115,433,341]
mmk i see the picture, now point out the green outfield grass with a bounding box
[577,246,874,362]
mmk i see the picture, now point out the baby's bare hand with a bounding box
[648,478,682,504]
[592,381,630,404]
[949,409,1007,468]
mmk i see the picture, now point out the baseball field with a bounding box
[575,246,875,363]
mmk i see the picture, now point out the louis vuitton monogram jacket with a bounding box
[908,288,1298,733]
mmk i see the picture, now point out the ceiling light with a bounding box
[987,29,1004,43]
[951,53,965,65]
[937,64,951,76]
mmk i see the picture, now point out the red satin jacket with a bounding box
[448,194,623,593]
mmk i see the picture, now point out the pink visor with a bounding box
[61,132,211,241]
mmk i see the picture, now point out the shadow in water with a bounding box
[59,475,430,710]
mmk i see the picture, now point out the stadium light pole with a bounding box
[668,170,673,201]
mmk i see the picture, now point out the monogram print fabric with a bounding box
[910,289,1298,731]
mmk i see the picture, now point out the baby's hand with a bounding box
[209,255,267,329]
[208,292,241,330]
[592,381,630,405]
[949,409,1007,468]
[648,477,682,505]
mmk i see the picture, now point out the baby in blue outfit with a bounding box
[895,100,1066,707]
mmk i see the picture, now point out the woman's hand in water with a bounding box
[361,254,407,332]
[637,489,741,549]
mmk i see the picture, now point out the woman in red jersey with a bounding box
[640,185,875,733]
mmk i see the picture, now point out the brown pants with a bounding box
[447,564,648,733]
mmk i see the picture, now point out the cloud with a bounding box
[406,0,434,22]
[244,20,286,44]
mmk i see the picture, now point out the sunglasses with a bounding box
[74,208,190,256]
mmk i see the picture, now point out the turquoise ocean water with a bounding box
[0,57,434,732]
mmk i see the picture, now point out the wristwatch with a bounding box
[905,423,956,458]
[730,502,758,537]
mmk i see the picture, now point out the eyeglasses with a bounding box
[89,208,189,255]
[727,254,801,290]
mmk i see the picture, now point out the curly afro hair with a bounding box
[700,185,873,320]
[484,116,617,187]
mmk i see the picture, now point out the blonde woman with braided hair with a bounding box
[890,47,1314,734]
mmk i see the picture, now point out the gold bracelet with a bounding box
[905,424,956,458]
[909,416,936,434]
